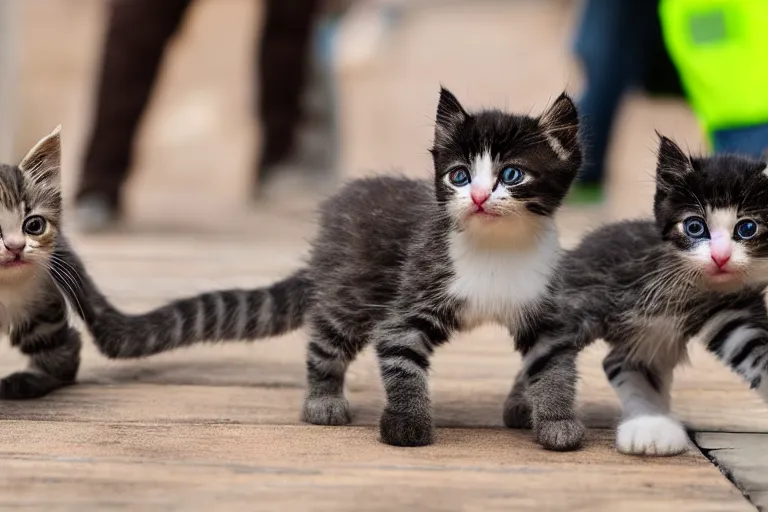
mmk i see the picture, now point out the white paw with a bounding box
[616,415,690,456]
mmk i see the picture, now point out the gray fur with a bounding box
[0,126,83,399]
[507,137,768,454]
[59,88,583,446]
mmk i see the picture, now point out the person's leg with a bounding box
[571,0,661,202]
[75,0,193,230]
[256,0,321,188]
[711,124,768,159]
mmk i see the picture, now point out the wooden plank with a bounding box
[695,433,768,510]
[0,423,753,512]
[0,325,766,433]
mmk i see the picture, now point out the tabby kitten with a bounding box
[505,136,768,455]
[59,88,583,448]
[0,127,83,399]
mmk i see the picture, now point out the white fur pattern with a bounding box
[616,415,690,456]
[448,221,560,331]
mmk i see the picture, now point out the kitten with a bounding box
[0,126,83,398]
[59,88,583,448]
[505,135,768,455]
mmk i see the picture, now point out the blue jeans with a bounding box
[573,0,662,184]
[712,125,768,159]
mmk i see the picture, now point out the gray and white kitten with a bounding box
[506,136,768,455]
[59,88,583,447]
[0,127,83,398]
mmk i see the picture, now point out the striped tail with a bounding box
[50,239,313,359]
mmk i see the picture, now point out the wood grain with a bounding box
[6,0,765,509]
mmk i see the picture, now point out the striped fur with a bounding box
[505,138,768,455]
[59,256,313,359]
[0,127,83,399]
[58,89,583,447]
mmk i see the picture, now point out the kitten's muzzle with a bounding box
[3,241,26,257]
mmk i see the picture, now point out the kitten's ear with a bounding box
[19,125,62,186]
[655,133,692,185]
[538,93,579,159]
[435,87,468,136]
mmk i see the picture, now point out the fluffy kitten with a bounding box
[0,127,83,398]
[59,88,582,447]
[505,136,768,455]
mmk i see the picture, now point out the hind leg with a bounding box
[503,369,532,429]
[3,320,81,400]
[301,316,364,426]
[523,335,585,451]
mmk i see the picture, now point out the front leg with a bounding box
[603,349,688,456]
[6,296,81,399]
[375,313,452,447]
[522,335,585,451]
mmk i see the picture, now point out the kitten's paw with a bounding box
[535,418,585,451]
[0,372,64,399]
[616,415,689,456]
[502,393,532,429]
[301,395,351,426]
[379,408,434,447]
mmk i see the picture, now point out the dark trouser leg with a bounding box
[77,0,193,207]
[573,0,660,184]
[257,0,321,181]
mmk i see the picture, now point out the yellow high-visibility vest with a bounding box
[659,0,768,141]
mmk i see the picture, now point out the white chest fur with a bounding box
[0,274,47,332]
[447,224,561,330]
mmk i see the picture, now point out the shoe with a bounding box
[71,194,119,233]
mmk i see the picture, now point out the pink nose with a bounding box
[471,190,490,206]
[3,242,25,255]
[709,231,732,269]
[712,253,730,268]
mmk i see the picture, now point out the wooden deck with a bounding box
[3,0,767,510]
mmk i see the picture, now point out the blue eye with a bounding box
[735,219,758,240]
[683,216,708,238]
[500,167,524,186]
[448,168,470,187]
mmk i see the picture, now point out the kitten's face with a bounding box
[654,136,768,293]
[431,88,581,247]
[0,127,62,283]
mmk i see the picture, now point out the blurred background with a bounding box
[0,0,709,239]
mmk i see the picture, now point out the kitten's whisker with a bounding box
[45,262,86,319]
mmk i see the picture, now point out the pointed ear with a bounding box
[538,93,579,160]
[435,87,468,138]
[655,133,692,186]
[19,125,62,187]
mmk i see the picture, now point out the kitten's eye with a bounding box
[735,219,758,240]
[23,216,46,236]
[683,216,708,238]
[448,168,470,187]
[500,167,524,186]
